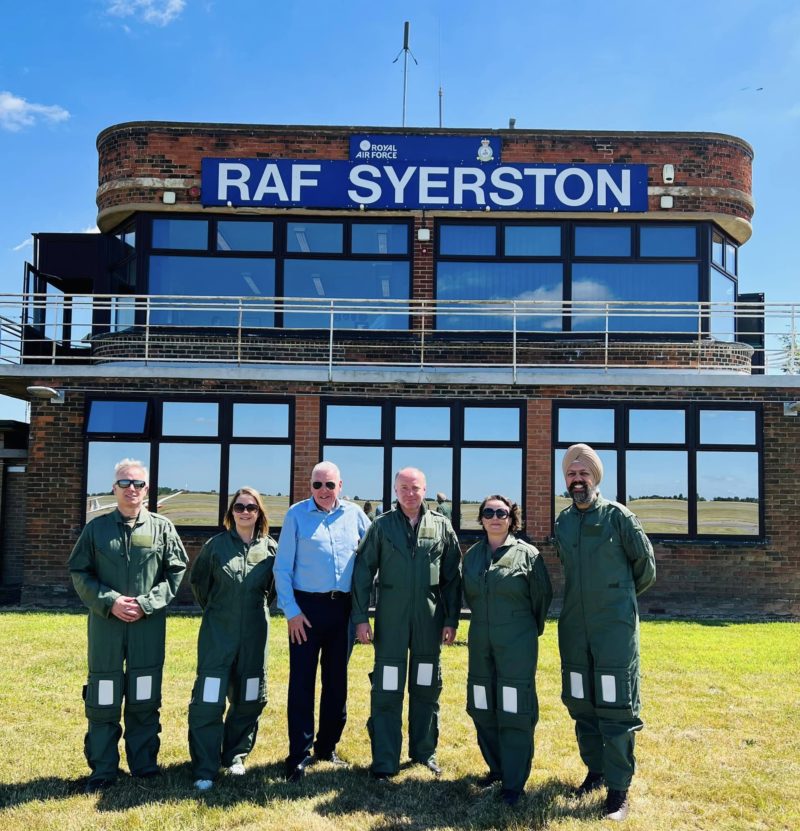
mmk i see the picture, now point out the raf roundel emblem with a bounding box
[477,138,494,163]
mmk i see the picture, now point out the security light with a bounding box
[26,386,65,404]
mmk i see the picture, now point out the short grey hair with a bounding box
[312,461,341,480]
[114,458,149,483]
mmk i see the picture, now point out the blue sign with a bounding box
[350,134,502,163]
[201,158,649,212]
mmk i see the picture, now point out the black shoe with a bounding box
[314,750,350,768]
[369,769,392,781]
[604,789,629,821]
[131,768,161,779]
[501,789,521,806]
[476,772,502,788]
[575,770,605,797]
[284,755,312,782]
[413,757,442,776]
[84,778,114,794]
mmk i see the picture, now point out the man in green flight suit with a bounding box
[352,467,462,780]
[554,443,656,822]
[69,458,188,794]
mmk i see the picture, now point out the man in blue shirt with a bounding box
[275,461,371,781]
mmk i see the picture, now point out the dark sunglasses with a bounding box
[115,479,146,490]
[481,507,510,519]
[232,503,259,514]
[312,481,337,490]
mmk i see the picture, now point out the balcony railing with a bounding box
[0,293,794,376]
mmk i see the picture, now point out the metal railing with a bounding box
[0,292,795,375]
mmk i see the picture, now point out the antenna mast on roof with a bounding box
[392,21,418,127]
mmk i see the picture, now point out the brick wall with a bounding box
[14,375,800,618]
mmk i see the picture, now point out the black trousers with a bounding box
[286,591,352,768]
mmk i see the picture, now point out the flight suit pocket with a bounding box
[191,669,230,707]
[126,665,163,706]
[85,671,123,721]
[593,665,634,712]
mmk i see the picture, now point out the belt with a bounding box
[295,589,350,600]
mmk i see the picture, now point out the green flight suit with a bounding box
[554,494,656,791]
[462,535,552,795]
[352,503,462,775]
[188,529,277,781]
[68,507,188,784]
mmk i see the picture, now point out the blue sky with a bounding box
[2,0,799,422]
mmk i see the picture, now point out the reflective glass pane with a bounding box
[554,448,617,518]
[712,232,724,266]
[149,256,275,327]
[395,407,450,440]
[157,443,221,525]
[326,405,382,440]
[87,401,148,433]
[628,409,685,444]
[696,451,759,535]
[709,269,735,341]
[152,219,208,250]
[558,408,615,443]
[437,262,563,331]
[464,407,520,441]
[626,450,688,534]
[352,223,408,255]
[216,220,273,252]
[699,410,756,445]
[232,403,289,438]
[228,444,291,525]
[162,402,219,436]
[86,442,150,518]
[640,226,697,257]
[287,223,343,253]
[283,260,409,330]
[571,263,699,333]
[439,225,495,255]
[322,445,384,515]
[111,296,136,332]
[574,226,631,256]
[725,243,737,275]
[391,447,452,513]
[504,225,561,256]
[460,448,522,530]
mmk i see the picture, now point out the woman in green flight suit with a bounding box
[188,487,277,791]
[463,495,552,806]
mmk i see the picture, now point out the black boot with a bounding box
[574,770,604,797]
[604,789,629,821]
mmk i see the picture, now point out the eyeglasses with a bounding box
[312,481,337,490]
[115,479,146,490]
[232,503,259,514]
[481,507,510,520]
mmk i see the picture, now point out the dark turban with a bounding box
[562,443,603,484]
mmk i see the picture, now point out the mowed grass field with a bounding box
[0,612,797,831]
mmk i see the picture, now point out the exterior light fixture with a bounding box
[26,385,65,404]
[662,164,675,184]
[417,228,431,242]
[162,191,176,204]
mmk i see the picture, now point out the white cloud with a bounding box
[0,91,70,132]
[106,0,186,26]
[11,237,33,251]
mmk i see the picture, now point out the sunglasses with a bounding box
[115,479,146,490]
[312,481,337,490]
[232,503,259,514]
[481,507,510,519]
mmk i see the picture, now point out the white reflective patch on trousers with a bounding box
[98,679,114,706]
[245,677,259,701]
[473,684,488,710]
[203,677,221,703]
[570,671,585,699]
[382,665,399,691]
[136,675,152,701]
[502,686,518,713]
[601,674,617,703]
[416,663,433,686]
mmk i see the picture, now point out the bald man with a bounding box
[554,444,656,822]
[352,467,462,780]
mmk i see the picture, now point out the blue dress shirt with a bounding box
[275,498,371,620]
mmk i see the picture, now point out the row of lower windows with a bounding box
[85,398,762,539]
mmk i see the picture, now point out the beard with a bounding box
[569,482,595,505]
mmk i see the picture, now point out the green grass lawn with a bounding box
[0,612,797,830]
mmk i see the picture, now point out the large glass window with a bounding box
[640,226,697,257]
[152,219,208,249]
[287,222,343,253]
[440,225,496,255]
[84,397,293,529]
[505,225,561,256]
[574,225,631,256]
[710,269,735,342]
[351,223,408,255]
[553,403,761,538]
[216,220,273,252]
[322,399,524,533]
